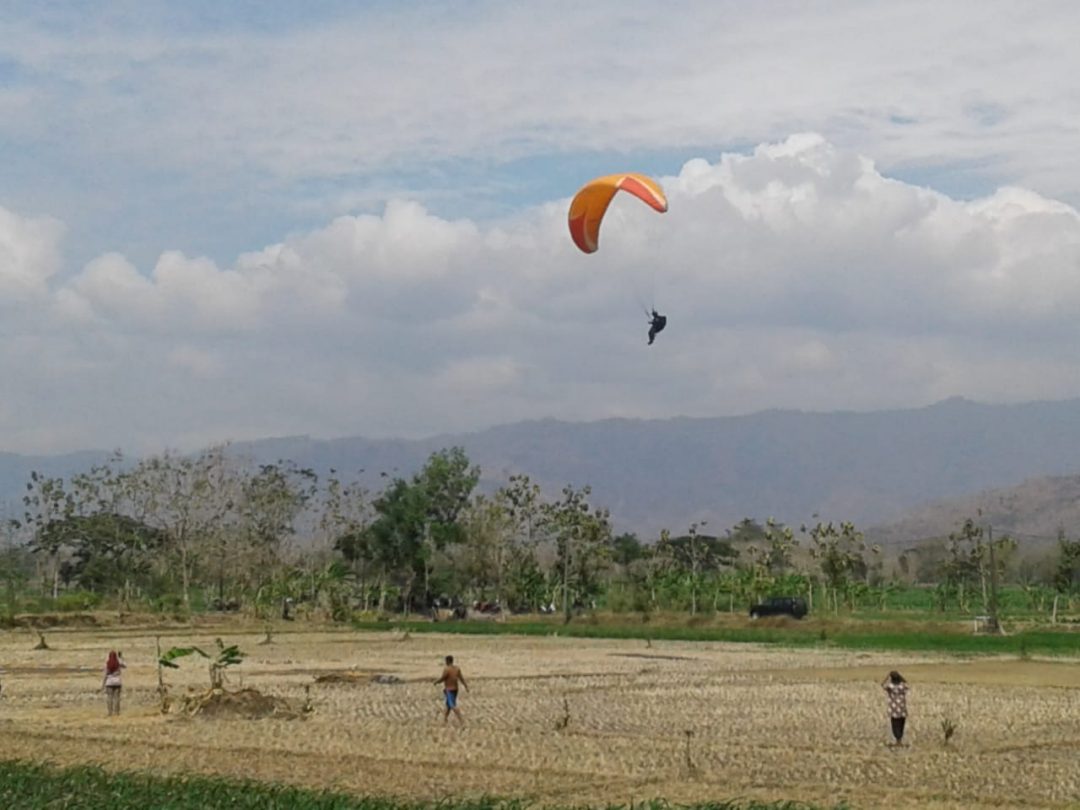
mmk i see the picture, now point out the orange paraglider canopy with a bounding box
[568,173,668,254]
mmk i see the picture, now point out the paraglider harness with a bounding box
[647,310,667,345]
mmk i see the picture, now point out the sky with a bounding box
[3,0,1080,454]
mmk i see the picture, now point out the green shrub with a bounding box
[0,760,838,809]
[53,590,103,612]
[151,593,185,613]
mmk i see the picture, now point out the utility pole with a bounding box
[423,520,432,616]
[562,526,573,625]
[987,524,1001,634]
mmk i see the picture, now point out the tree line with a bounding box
[2,446,1079,620]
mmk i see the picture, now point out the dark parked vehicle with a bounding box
[749,596,808,619]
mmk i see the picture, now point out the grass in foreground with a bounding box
[0,760,836,810]
[352,616,1080,656]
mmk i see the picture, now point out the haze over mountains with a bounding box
[4,398,1080,545]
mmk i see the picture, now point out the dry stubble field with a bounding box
[0,624,1078,809]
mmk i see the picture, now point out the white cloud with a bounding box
[3,134,1080,452]
[434,356,524,394]
[0,206,63,303]
[70,252,158,321]
[7,2,1080,456]
[5,1,1080,203]
[168,345,225,379]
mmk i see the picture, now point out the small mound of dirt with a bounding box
[314,671,367,684]
[313,671,402,685]
[179,687,307,720]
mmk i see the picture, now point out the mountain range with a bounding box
[4,397,1080,546]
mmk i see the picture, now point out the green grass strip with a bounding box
[0,760,836,810]
[352,618,1079,655]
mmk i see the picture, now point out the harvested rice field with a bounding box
[0,626,1077,809]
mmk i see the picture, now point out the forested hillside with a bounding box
[7,397,1080,536]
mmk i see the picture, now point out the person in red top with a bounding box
[102,650,125,716]
[434,655,469,724]
[882,670,910,746]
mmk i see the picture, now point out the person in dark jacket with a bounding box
[647,310,667,345]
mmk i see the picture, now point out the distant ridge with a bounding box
[866,473,1080,551]
[4,397,1080,538]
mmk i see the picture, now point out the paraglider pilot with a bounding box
[647,310,667,345]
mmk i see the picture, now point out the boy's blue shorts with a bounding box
[444,689,458,709]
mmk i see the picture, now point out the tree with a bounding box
[903,539,949,587]
[1053,532,1080,595]
[416,448,480,547]
[364,477,426,611]
[941,518,1014,617]
[0,519,31,620]
[942,519,982,612]
[234,461,317,603]
[1052,532,1080,621]
[362,448,480,612]
[125,447,240,609]
[500,474,543,540]
[321,471,372,608]
[497,474,548,611]
[761,519,799,575]
[727,518,768,545]
[726,519,798,609]
[612,533,646,567]
[68,457,155,607]
[503,544,548,611]
[805,521,878,612]
[543,484,612,622]
[741,518,799,578]
[50,513,166,596]
[656,523,736,614]
[312,560,355,621]
[458,494,515,604]
[241,462,316,549]
[439,474,551,612]
[22,473,75,599]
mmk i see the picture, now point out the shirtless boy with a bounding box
[435,655,469,724]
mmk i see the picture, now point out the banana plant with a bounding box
[159,638,245,689]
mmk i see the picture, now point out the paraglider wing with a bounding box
[567,173,668,254]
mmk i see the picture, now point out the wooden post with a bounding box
[155,635,167,713]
